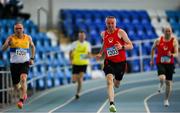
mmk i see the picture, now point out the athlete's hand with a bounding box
[114,41,122,50]
[167,51,172,57]
[29,59,34,65]
[8,38,12,46]
[96,53,102,61]
[150,60,154,66]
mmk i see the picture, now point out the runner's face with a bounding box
[164,27,172,39]
[79,32,86,42]
[106,18,116,31]
[14,24,24,35]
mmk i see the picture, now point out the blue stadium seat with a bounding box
[131,60,140,72]
[143,58,151,71]
[84,73,92,80]
[142,41,152,55]
[55,67,64,85]
[64,67,71,84]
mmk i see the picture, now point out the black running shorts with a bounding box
[103,59,126,81]
[72,65,87,74]
[157,63,175,80]
[10,62,29,85]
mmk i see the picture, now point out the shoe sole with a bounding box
[109,108,116,112]
[17,104,23,109]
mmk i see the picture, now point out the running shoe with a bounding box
[24,94,27,101]
[164,99,170,107]
[17,101,23,109]
[109,104,117,112]
[158,84,164,93]
[75,94,80,99]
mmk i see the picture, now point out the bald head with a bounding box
[163,26,172,39]
[105,16,117,32]
[14,23,24,36]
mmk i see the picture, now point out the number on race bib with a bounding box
[16,49,27,56]
[160,56,171,63]
[107,46,119,57]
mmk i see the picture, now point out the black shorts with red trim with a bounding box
[10,62,29,85]
[157,63,175,80]
[103,59,126,81]
[72,65,87,74]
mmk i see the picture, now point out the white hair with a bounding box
[105,16,117,23]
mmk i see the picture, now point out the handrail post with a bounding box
[37,7,49,31]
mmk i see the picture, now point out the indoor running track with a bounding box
[3,68,180,113]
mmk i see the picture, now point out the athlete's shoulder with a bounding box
[85,40,90,44]
[118,28,127,34]
[100,31,105,38]
[24,34,32,38]
[9,34,15,38]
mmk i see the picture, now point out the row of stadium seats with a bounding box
[148,10,180,37]
[166,11,180,37]
[28,65,91,89]
[0,19,75,89]
[59,9,157,43]
[59,9,180,74]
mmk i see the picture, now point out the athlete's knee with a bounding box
[106,74,114,86]
[166,80,172,86]
[114,80,120,88]
[20,74,27,82]
[159,75,166,81]
[72,74,77,82]
[14,85,19,90]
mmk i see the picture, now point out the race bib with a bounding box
[107,46,119,57]
[80,54,87,60]
[160,56,171,63]
[15,49,27,56]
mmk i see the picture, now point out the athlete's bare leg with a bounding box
[106,74,114,103]
[164,80,172,107]
[76,72,84,99]
[165,80,172,100]
[158,74,166,92]
[114,79,121,88]
[72,74,78,83]
[20,73,27,100]
[13,84,21,102]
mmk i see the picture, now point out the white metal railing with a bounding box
[91,38,180,72]
[0,38,179,108]
[0,71,13,108]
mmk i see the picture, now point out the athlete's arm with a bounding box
[150,38,159,65]
[99,31,105,55]
[1,36,12,51]
[29,36,36,59]
[96,31,105,60]
[118,29,133,50]
[69,41,76,63]
[87,42,93,58]
[171,38,179,57]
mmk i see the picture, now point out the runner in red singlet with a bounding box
[150,26,179,107]
[96,16,133,112]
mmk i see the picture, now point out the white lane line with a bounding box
[97,84,157,113]
[97,82,180,113]
[49,78,159,113]
[144,85,180,113]
[4,75,158,112]
[144,92,158,113]
[2,84,75,112]
[48,85,106,113]
[3,79,105,112]
[28,79,104,105]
